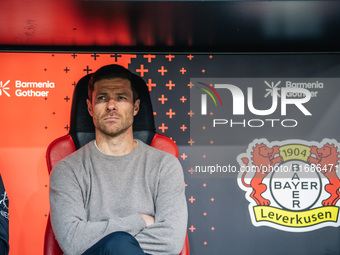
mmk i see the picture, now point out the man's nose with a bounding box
[106,98,117,111]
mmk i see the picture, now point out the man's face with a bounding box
[87,78,140,138]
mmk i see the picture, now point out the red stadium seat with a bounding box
[44,73,189,255]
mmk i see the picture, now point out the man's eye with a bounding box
[119,96,127,100]
[97,96,106,100]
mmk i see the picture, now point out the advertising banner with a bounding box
[1,53,340,254]
[190,76,340,249]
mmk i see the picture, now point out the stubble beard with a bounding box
[99,123,131,138]
[95,113,134,139]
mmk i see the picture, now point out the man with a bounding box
[49,64,188,255]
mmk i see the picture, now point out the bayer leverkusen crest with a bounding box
[237,138,340,232]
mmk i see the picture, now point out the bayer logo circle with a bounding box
[270,160,322,211]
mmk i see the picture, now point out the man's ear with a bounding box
[87,99,93,117]
[133,99,140,117]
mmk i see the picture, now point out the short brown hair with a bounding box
[88,64,138,102]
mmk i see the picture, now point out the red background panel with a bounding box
[0,53,135,255]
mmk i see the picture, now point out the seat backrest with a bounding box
[44,72,187,254]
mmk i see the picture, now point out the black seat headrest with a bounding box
[69,73,156,149]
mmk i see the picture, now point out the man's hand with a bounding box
[140,214,155,227]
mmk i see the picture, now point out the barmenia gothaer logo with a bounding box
[237,138,340,232]
[0,80,10,97]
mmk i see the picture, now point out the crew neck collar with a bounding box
[93,139,140,158]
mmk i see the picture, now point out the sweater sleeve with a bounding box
[49,161,146,255]
[135,156,188,255]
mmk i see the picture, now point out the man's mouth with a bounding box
[104,115,119,121]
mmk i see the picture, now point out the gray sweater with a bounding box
[49,140,187,255]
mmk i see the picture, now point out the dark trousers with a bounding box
[82,231,152,255]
